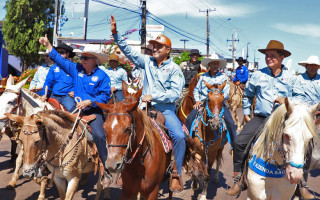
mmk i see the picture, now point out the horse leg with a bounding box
[96,172,111,200]
[80,172,90,186]
[54,176,67,200]
[145,186,160,200]
[6,145,23,189]
[37,176,49,200]
[212,147,223,184]
[9,139,18,166]
[65,175,80,200]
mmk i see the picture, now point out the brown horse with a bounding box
[189,81,228,200]
[228,82,244,132]
[96,100,173,200]
[178,66,208,124]
[5,110,109,200]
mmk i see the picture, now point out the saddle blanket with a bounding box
[249,155,285,178]
[150,118,172,153]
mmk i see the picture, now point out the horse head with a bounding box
[5,113,45,179]
[203,80,226,130]
[122,80,143,103]
[282,98,320,184]
[0,75,28,133]
[97,101,140,173]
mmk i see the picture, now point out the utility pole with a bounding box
[227,31,239,70]
[180,39,189,51]
[53,0,60,47]
[199,8,215,57]
[246,42,250,67]
[141,0,147,54]
[83,0,89,40]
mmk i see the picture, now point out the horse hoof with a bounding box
[191,180,199,191]
[6,184,15,190]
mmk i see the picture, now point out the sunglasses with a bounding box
[43,55,49,58]
[58,51,67,55]
[80,56,95,61]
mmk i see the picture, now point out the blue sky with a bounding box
[1,0,320,73]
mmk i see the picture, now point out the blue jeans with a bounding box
[186,103,237,148]
[50,94,76,112]
[114,90,124,102]
[82,107,107,167]
[162,110,186,175]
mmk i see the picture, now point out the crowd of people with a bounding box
[18,14,318,199]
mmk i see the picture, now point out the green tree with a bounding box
[2,0,55,71]
[172,51,203,65]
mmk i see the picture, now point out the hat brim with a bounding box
[190,53,202,57]
[298,62,320,67]
[201,58,227,69]
[75,50,108,64]
[236,59,246,63]
[149,40,168,47]
[258,49,291,58]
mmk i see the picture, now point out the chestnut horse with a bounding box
[189,81,228,200]
[97,100,173,200]
[5,110,109,200]
[178,66,208,124]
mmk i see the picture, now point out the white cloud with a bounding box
[274,23,320,37]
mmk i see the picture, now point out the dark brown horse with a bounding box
[178,66,208,124]
[97,100,172,200]
[189,81,228,200]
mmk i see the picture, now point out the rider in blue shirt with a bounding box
[233,57,249,88]
[105,54,128,102]
[39,35,112,188]
[226,40,305,196]
[294,55,320,199]
[41,42,76,112]
[111,15,185,192]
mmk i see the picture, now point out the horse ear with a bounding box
[35,117,44,127]
[309,102,320,116]
[219,80,227,90]
[285,97,293,117]
[6,74,14,87]
[125,101,139,113]
[5,113,25,124]
[16,76,29,89]
[197,65,202,73]
[122,80,129,97]
[203,80,213,89]
[96,102,113,113]
[135,87,143,99]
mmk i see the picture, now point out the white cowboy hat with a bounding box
[38,49,49,55]
[201,53,227,68]
[298,55,320,67]
[73,47,108,64]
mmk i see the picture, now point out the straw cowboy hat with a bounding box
[258,40,291,58]
[201,53,227,68]
[298,55,320,67]
[74,47,108,64]
[109,53,120,62]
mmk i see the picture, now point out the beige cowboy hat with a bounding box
[258,40,291,58]
[298,56,320,67]
[73,46,108,64]
[201,53,227,69]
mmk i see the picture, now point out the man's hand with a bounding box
[193,101,203,109]
[39,34,53,52]
[68,91,74,98]
[111,87,117,92]
[244,115,251,123]
[76,100,92,110]
[142,95,152,102]
[274,97,285,105]
[41,95,47,102]
[234,80,240,86]
[110,15,117,35]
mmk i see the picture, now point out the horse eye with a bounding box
[124,127,131,134]
[34,139,41,147]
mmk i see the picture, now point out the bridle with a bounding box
[106,112,149,167]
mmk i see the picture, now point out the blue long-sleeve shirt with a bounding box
[41,64,74,97]
[105,66,128,90]
[49,48,111,107]
[114,33,185,111]
[194,71,230,102]
[243,66,305,117]
[233,65,249,83]
[296,72,320,105]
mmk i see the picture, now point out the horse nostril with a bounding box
[115,163,122,170]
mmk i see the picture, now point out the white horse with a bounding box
[246,98,320,200]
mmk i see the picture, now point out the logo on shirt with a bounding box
[78,73,84,77]
[179,74,182,78]
[54,67,60,72]
[91,76,99,82]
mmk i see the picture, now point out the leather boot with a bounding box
[296,185,315,200]
[169,170,183,192]
[226,172,241,196]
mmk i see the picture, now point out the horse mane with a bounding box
[38,110,76,131]
[253,101,316,159]
[134,108,162,153]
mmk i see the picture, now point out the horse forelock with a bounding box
[253,102,316,159]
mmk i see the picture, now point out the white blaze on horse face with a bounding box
[111,118,118,130]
